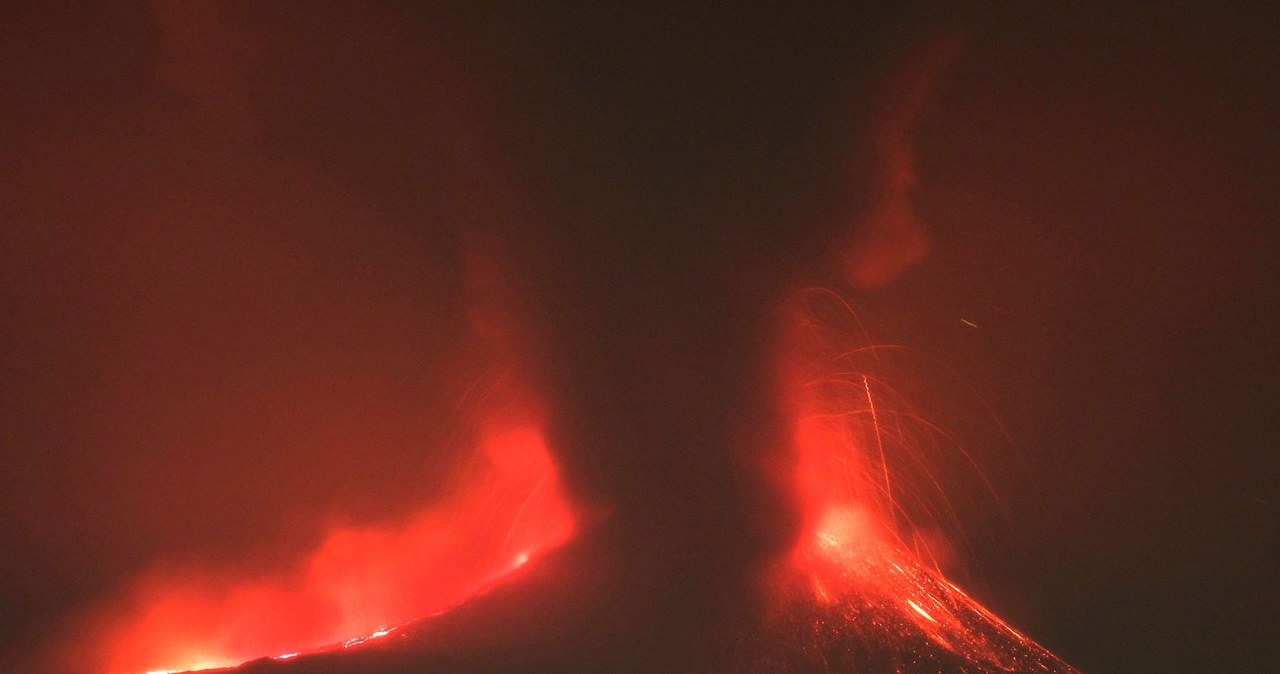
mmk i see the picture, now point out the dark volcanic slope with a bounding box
[202,535,1075,674]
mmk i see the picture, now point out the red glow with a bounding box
[71,422,575,674]
[842,34,966,291]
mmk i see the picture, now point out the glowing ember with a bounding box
[748,539,1078,673]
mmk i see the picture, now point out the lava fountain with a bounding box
[725,289,1080,673]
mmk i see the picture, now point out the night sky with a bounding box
[2,2,1276,672]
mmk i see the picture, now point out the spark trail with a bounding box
[735,289,1078,673]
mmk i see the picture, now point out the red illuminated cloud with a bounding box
[844,34,967,291]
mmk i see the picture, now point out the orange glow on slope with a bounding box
[75,423,575,674]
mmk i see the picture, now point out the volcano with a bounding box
[117,286,1081,674]
[22,2,1277,673]
[134,533,1077,674]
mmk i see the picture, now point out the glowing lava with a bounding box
[744,289,1079,673]
[71,422,576,674]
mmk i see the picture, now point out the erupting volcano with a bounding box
[19,2,1274,673]
[732,290,1078,673]
[80,286,1079,674]
[26,4,1082,672]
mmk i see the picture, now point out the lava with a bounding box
[63,417,576,674]
[739,289,1079,673]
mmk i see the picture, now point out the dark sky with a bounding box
[2,2,1277,672]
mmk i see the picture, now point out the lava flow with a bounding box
[61,413,576,674]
